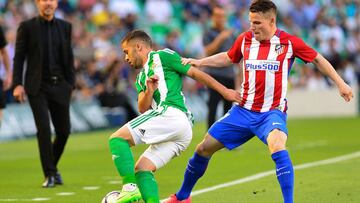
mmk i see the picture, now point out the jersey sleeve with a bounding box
[159,49,191,75]
[135,71,145,93]
[227,33,245,63]
[291,36,318,63]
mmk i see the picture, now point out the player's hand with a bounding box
[222,89,242,104]
[181,58,202,68]
[13,85,26,103]
[146,75,159,93]
[337,82,353,102]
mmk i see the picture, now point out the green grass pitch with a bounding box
[0,117,359,202]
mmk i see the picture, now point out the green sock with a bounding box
[109,137,136,184]
[136,171,159,203]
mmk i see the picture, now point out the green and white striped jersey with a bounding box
[135,48,193,119]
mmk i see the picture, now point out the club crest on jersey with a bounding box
[150,62,156,70]
[275,44,285,55]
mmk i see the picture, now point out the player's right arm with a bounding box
[182,52,232,68]
[187,66,241,103]
[182,33,245,69]
[159,49,241,103]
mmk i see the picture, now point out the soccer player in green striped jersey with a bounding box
[108,30,241,203]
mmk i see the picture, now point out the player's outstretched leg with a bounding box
[272,150,294,203]
[136,171,159,203]
[164,134,223,203]
[109,137,142,203]
[163,152,210,203]
[163,194,191,203]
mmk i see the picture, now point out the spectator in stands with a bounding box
[0,25,12,126]
[340,59,358,87]
[306,67,329,90]
[98,59,138,122]
[12,0,75,188]
[74,59,105,101]
[203,5,238,128]
[164,30,184,54]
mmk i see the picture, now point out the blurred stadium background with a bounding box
[0,0,359,202]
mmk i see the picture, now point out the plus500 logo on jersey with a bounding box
[245,60,280,71]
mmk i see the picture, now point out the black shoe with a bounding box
[55,172,63,185]
[42,176,55,188]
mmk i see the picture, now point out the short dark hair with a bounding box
[121,29,152,47]
[249,0,277,15]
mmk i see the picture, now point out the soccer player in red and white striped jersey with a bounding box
[228,28,319,112]
[164,1,353,203]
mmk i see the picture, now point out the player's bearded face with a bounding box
[122,42,143,69]
[37,0,58,17]
[249,12,273,41]
[130,50,143,69]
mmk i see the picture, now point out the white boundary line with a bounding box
[162,151,360,200]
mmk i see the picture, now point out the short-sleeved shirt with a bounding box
[227,29,317,113]
[203,28,236,78]
[135,48,192,116]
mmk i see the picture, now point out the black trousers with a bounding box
[28,80,72,177]
[207,75,235,128]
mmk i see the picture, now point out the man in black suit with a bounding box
[12,0,75,188]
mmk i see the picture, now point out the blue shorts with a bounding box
[208,105,288,150]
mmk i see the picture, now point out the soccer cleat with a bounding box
[116,183,142,203]
[162,194,191,203]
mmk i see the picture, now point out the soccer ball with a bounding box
[101,191,121,203]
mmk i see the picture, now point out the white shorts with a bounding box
[126,106,193,169]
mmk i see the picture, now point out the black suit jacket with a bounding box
[12,16,75,95]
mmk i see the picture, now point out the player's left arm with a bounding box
[312,53,353,102]
[137,75,159,114]
[187,67,242,103]
[292,34,353,102]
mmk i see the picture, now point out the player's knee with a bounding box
[110,133,129,141]
[268,142,286,153]
[109,132,129,145]
[135,165,156,172]
[109,132,120,140]
[267,130,287,153]
[135,157,157,172]
[109,126,133,142]
[195,143,213,157]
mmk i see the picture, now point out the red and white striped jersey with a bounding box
[227,29,317,112]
